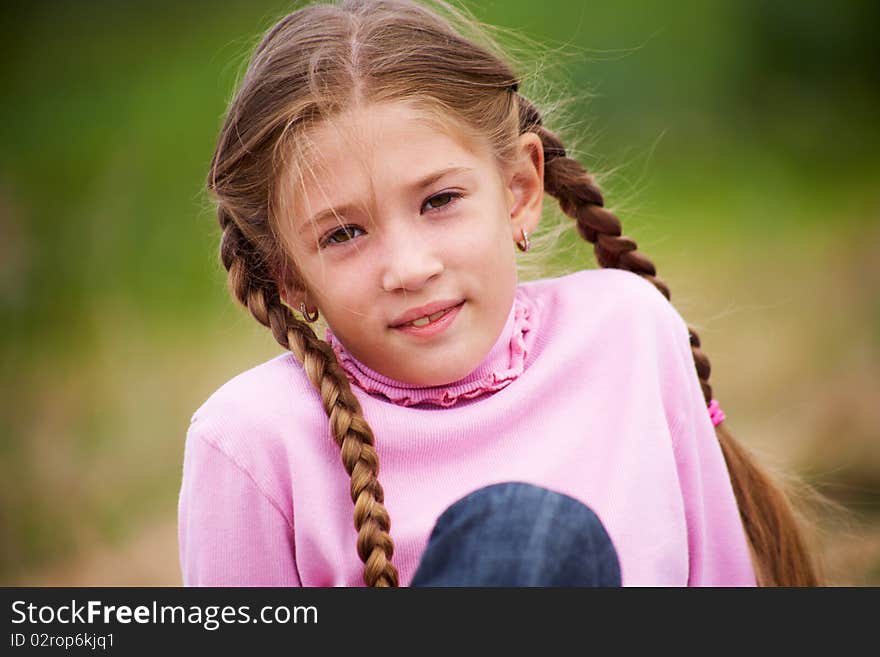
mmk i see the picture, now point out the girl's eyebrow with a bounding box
[411,165,474,192]
[298,165,473,235]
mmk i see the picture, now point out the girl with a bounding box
[177,0,820,587]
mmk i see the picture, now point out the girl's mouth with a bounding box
[392,301,465,337]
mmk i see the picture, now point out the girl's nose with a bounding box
[380,228,444,293]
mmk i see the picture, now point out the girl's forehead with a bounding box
[302,102,485,173]
[288,102,494,210]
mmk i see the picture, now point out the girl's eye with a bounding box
[422,191,461,212]
[321,225,364,247]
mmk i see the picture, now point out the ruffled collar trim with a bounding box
[325,292,533,407]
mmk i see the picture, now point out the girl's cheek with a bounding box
[330,258,377,289]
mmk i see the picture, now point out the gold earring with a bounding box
[299,302,319,323]
[516,228,531,252]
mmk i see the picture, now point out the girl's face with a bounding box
[281,101,543,386]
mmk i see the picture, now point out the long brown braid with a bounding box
[217,206,399,587]
[515,93,820,586]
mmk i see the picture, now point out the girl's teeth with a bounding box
[408,308,451,328]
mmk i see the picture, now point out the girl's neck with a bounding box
[325,289,534,407]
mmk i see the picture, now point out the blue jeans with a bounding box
[411,482,621,587]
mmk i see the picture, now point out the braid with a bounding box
[514,93,820,585]
[516,94,714,404]
[219,208,400,587]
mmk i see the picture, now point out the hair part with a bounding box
[209,0,822,586]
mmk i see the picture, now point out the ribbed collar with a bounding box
[325,290,533,407]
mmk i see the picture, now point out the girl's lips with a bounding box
[390,298,465,327]
[392,301,464,338]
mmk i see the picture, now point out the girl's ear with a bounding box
[276,259,309,310]
[506,131,545,240]
[281,284,320,318]
[279,287,302,310]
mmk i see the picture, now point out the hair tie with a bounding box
[707,399,726,427]
[543,145,567,160]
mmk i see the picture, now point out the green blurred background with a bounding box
[1,0,878,585]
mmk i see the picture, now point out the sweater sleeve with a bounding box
[178,421,301,587]
[662,305,757,587]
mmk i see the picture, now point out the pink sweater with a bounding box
[178,268,756,586]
